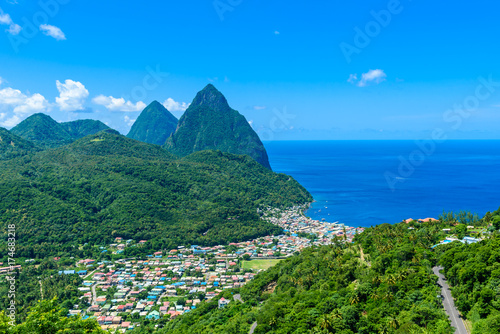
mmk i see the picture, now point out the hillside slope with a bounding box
[162,222,453,333]
[10,113,73,148]
[0,131,311,258]
[0,127,40,160]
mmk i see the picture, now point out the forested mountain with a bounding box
[10,113,74,148]
[10,114,110,148]
[0,127,40,160]
[127,101,178,145]
[0,130,311,258]
[60,119,109,140]
[164,84,271,169]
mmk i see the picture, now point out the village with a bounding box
[65,207,364,332]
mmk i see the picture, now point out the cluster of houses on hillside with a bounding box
[66,208,363,331]
[266,207,364,244]
[69,255,257,331]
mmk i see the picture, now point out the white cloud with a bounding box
[0,87,30,105]
[8,23,20,35]
[13,93,50,114]
[163,98,189,112]
[347,74,358,84]
[348,69,387,87]
[0,77,3,86]
[92,95,146,112]
[56,79,89,112]
[1,115,20,127]
[0,86,50,127]
[0,8,21,35]
[253,106,266,110]
[124,115,136,126]
[39,24,66,40]
[274,31,280,35]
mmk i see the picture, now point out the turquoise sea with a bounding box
[264,140,500,228]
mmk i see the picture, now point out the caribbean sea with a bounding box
[264,140,500,228]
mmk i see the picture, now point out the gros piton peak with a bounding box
[164,84,271,169]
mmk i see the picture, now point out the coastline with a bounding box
[264,205,364,246]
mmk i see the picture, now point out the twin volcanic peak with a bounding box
[126,100,178,146]
[10,113,110,148]
[164,84,271,169]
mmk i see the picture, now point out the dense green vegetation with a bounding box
[437,208,500,333]
[0,259,85,323]
[60,119,110,140]
[0,128,40,161]
[10,113,109,148]
[10,113,73,148]
[127,100,178,145]
[158,221,457,334]
[0,130,311,259]
[0,298,106,333]
[164,84,271,169]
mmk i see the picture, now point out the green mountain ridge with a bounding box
[164,84,271,169]
[10,113,74,148]
[60,119,110,140]
[10,113,110,148]
[127,100,178,145]
[0,130,311,258]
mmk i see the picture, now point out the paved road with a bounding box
[233,294,243,303]
[231,294,256,333]
[91,283,97,305]
[433,266,468,334]
[248,321,257,334]
[84,268,98,279]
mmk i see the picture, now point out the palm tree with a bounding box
[350,292,360,305]
[318,314,332,332]
[387,274,397,286]
[386,316,399,329]
[330,309,343,320]
[369,290,381,301]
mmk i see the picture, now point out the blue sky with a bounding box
[0,0,499,139]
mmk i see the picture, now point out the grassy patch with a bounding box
[241,259,281,271]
